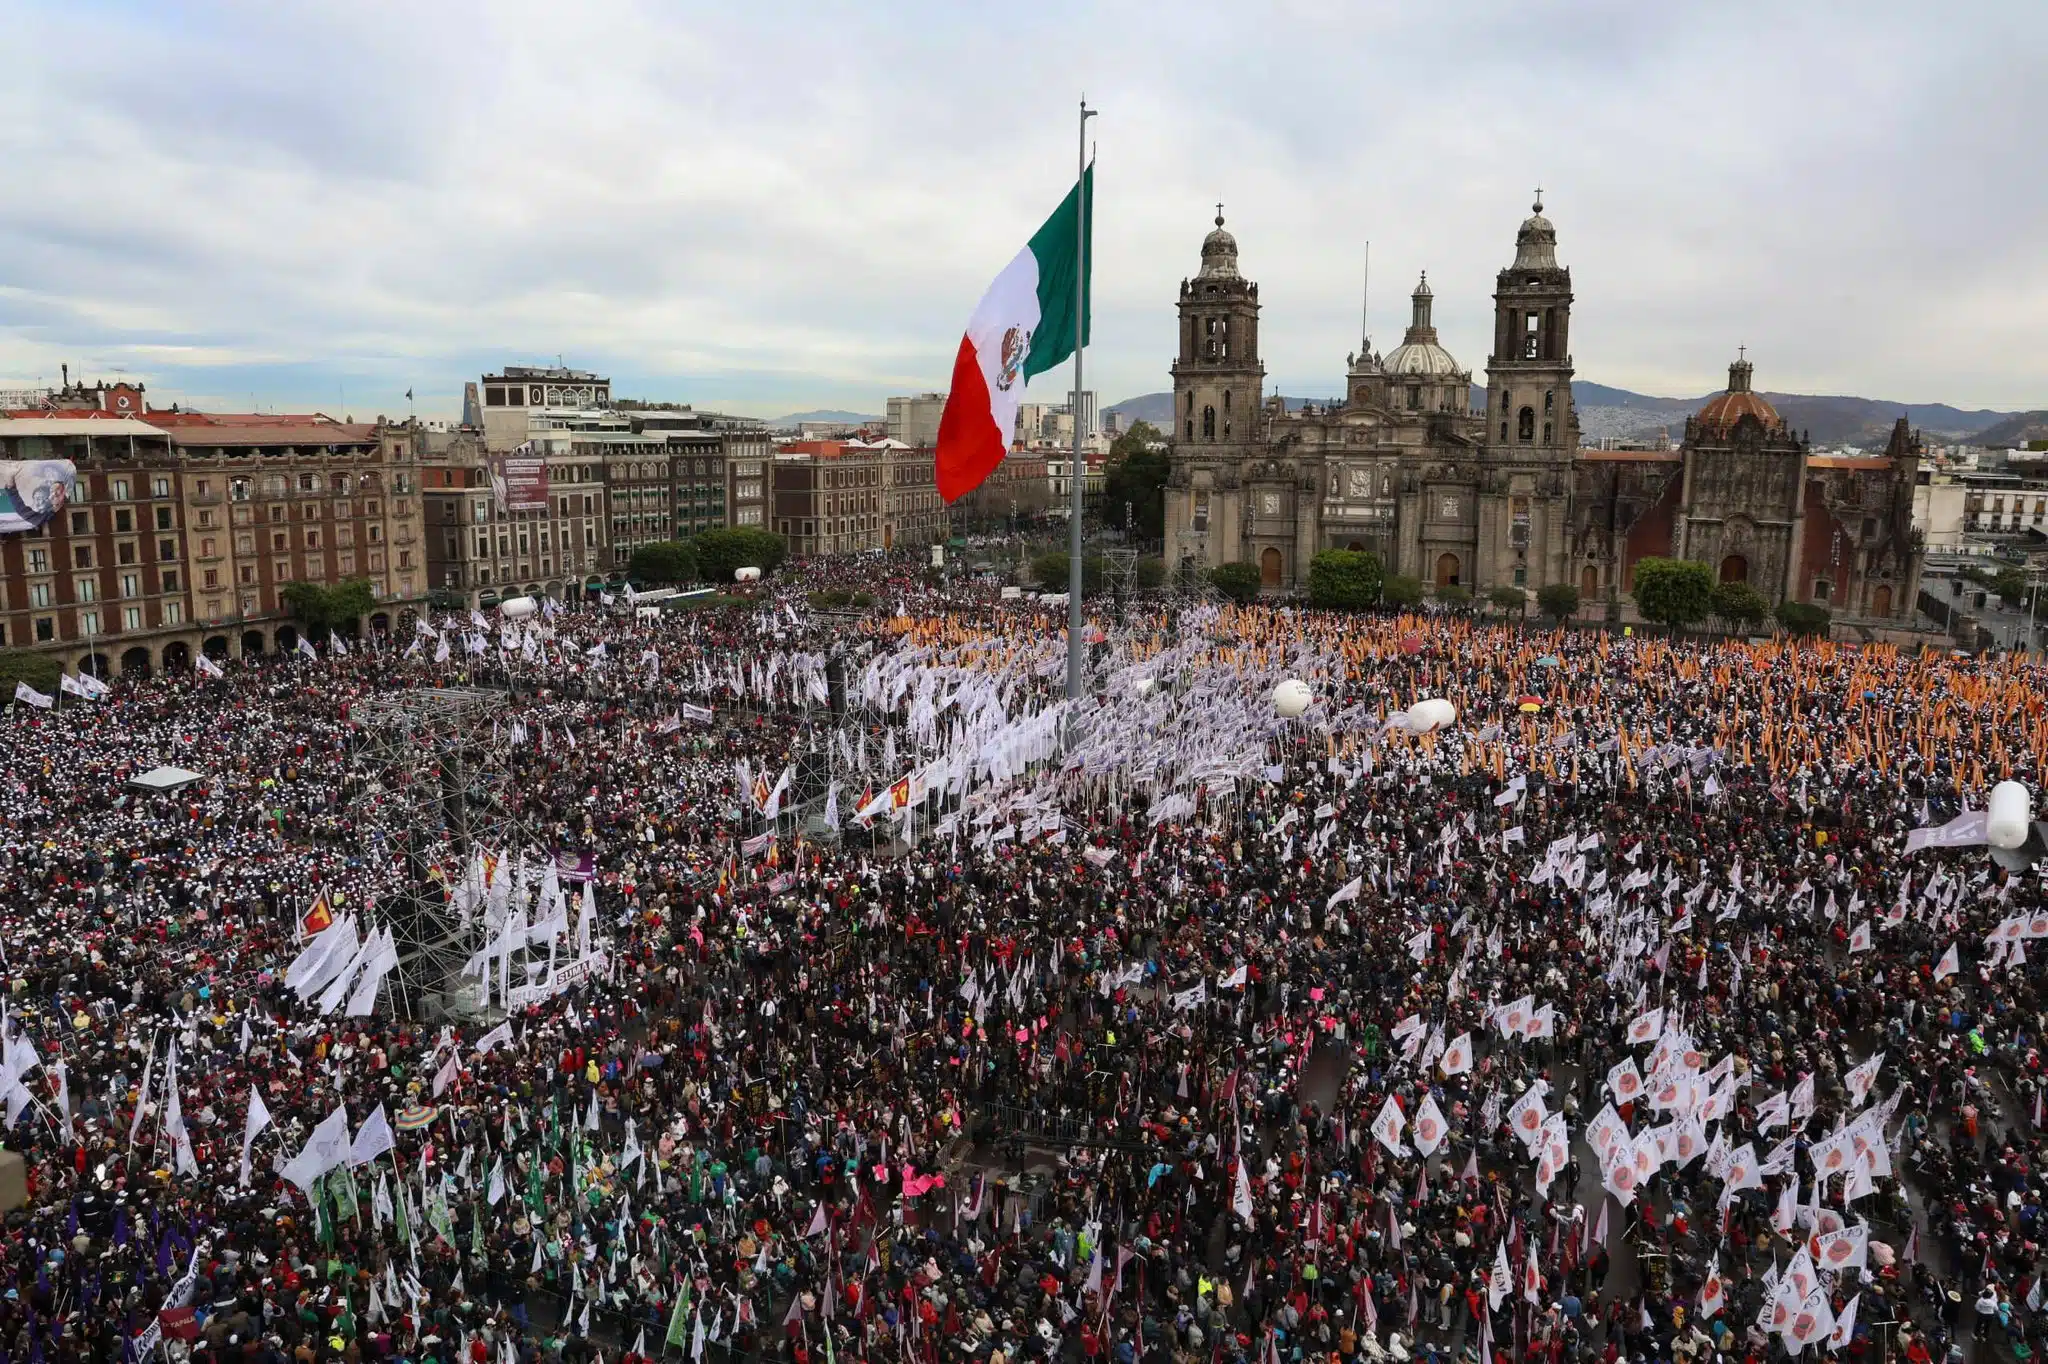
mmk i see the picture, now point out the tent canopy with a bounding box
[129,765,207,793]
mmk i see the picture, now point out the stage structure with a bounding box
[348,687,526,1018]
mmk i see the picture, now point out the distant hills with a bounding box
[768,409,879,428]
[1105,385,2034,449]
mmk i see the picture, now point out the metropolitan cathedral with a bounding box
[1160,199,1923,623]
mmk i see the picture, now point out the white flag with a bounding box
[239,1087,272,1187]
[12,681,53,710]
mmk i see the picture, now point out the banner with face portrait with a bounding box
[0,460,76,533]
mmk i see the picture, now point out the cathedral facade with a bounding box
[1160,202,1923,623]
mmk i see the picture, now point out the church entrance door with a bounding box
[1434,553,1460,588]
[1259,548,1283,588]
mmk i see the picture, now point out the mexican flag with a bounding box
[936,166,1092,503]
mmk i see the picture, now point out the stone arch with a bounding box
[276,624,300,653]
[120,646,153,677]
[1435,552,1461,588]
[241,630,267,657]
[369,612,391,636]
[1346,540,1366,552]
[79,652,111,680]
[1517,407,1535,442]
[161,641,191,674]
[202,635,230,660]
[1259,547,1283,588]
[1719,554,1749,584]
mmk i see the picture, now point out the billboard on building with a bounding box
[487,443,550,512]
[0,460,76,534]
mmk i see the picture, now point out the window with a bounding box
[298,474,317,492]
[203,598,222,618]
[27,547,48,574]
[79,609,99,636]
[239,565,255,585]
[1813,579,1832,604]
[269,506,285,523]
[1202,406,1216,440]
[35,617,54,643]
[1518,407,1535,442]
[1500,422,1509,441]
[75,577,96,603]
[339,552,354,574]
[332,474,352,494]
[398,550,412,569]
[196,509,215,528]
[117,543,135,566]
[162,601,183,625]
[73,545,92,569]
[29,583,51,608]
[364,500,379,517]
[157,538,175,561]
[271,531,288,551]
[153,477,171,499]
[112,479,130,501]
[203,569,219,589]
[122,607,142,632]
[235,533,253,554]
[1544,391,1553,414]
[1523,311,1540,359]
[1406,385,1421,410]
[69,511,88,535]
[1542,422,1552,443]
[114,510,133,533]
[118,572,140,599]
[161,569,179,592]
[305,529,321,550]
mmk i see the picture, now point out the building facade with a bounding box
[1161,201,1923,622]
[0,405,426,675]
[771,441,948,557]
[886,394,947,448]
[479,366,611,451]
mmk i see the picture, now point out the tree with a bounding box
[1775,601,1832,637]
[1711,580,1770,628]
[692,527,786,584]
[1382,575,1425,609]
[1536,582,1581,622]
[1134,557,1166,590]
[1488,585,1529,615]
[1992,568,2030,608]
[281,579,378,637]
[628,540,697,584]
[1437,585,1473,609]
[1103,422,1169,539]
[0,649,61,696]
[1631,557,1715,631]
[1306,549,1383,609]
[1031,551,1106,596]
[1209,561,1262,603]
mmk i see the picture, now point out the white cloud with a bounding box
[0,0,2041,418]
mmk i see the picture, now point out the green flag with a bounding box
[665,1281,691,1349]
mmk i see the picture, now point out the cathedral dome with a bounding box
[1695,355,1784,434]
[1382,272,1463,377]
[1198,210,1240,280]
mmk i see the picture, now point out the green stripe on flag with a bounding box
[1023,164,1093,383]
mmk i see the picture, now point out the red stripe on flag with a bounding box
[936,335,1005,503]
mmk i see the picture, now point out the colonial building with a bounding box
[0,404,426,676]
[1161,200,1922,623]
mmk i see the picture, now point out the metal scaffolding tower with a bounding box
[348,688,521,1018]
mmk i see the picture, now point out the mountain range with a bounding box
[768,409,880,428]
[1104,385,2039,449]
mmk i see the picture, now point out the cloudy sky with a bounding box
[3,0,2042,421]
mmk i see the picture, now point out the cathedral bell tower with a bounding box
[1164,209,1266,578]
[1478,193,1578,594]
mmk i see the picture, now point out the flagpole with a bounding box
[1065,98,1095,701]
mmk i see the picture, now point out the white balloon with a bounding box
[1989,780,2032,850]
[1273,679,1313,718]
[497,595,538,621]
[1133,677,1157,696]
[1409,697,1457,732]
[733,566,762,583]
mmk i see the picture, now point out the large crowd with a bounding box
[1,551,2045,1364]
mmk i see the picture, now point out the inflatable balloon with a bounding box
[498,595,538,621]
[1409,698,1457,732]
[1273,679,1313,718]
[1989,780,2032,850]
